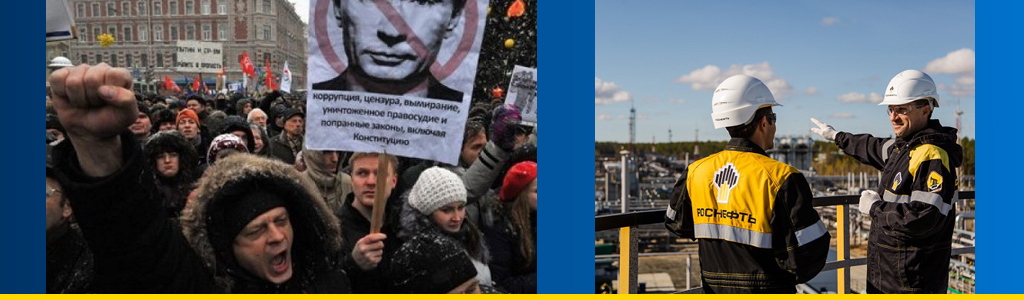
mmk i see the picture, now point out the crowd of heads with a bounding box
[46,78,539,293]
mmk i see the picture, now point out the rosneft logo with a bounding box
[886,86,897,97]
[890,172,903,191]
[714,163,740,204]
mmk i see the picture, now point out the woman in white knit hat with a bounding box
[395,166,497,292]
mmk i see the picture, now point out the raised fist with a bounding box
[49,63,138,144]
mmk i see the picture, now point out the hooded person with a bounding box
[236,98,254,118]
[482,161,537,293]
[145,131,201,219]
[220,116,257,153]
[298,149,352,218]
[181,153,351,293]
[207,133,249,165]
[249,123,271,156]
[49,63,350,293]
[398,167,494,290]
[389,230,481,294]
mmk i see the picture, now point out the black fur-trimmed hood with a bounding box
[179,153,342,291]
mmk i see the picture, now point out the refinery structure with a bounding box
[595,104,975,294]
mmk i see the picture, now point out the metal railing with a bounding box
[595,191,975,294]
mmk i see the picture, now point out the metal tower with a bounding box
[694,128,700,158]
[629,100,636,151]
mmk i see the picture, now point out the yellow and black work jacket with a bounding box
[665,138,830,293]
[835,120,962,294]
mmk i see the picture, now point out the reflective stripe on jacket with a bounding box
[835,119,962,293]
[665,138,830,293]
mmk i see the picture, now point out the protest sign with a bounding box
[305,0,487,165]
[46,0,75,42]
[175,41,224,73]
[504,65,537,125]
[281,61,293,93]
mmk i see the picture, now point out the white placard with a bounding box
[304,0,487,165]
[504,65,537,125]
[175,41,224,73]
[46,0,75,41]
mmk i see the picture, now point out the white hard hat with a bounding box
[710,75,781,129]
[49,56,73,68]
[880,69,939,108]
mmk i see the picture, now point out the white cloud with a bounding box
[831,113,855,119]
[596,114,612,121]
[804,87,818,96]
[837,92,882,103]
[924,48,975,97]
[821,17,840,26]
[668,99,687,104]
[637,114,649,120]
[674,62,793,98]
[595,77,632,105]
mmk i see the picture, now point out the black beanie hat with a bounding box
[390,231,478,293]
[208,188,287,264]
[137,100,151,116]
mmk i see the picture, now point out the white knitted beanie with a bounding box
[409,167,467,215]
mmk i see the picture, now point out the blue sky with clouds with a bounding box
[595,0,975,143]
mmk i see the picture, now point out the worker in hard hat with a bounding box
[810,70,962,294]
[665,74,830,293]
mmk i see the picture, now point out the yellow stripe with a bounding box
[908,144,949,181]
[618,227,630,294]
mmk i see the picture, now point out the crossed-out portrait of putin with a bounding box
[313,0,466,102]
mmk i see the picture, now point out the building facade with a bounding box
[66,0,306,93]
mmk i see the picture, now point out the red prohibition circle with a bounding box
[313,0,479,83]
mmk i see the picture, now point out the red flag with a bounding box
[240,52,255,77]
[164,76,174,90]
[265,59,276,90]
[192,75,201,92]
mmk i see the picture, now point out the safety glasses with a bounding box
[887,104,926,116]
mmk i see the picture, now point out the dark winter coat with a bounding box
[835,119,962,293]
[144,131,201,219]
[268,132,301,164]
[53,131,220,293]
[54,132,350,293]
[481,199,537,294]
[46,223,94,294]
[396,201,494,288]
[337,193,404,293]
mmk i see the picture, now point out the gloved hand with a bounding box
[810,118,838,141]
[859,190,880,215]
[490,104,522,151]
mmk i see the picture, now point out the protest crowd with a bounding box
[45,63,538,294]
